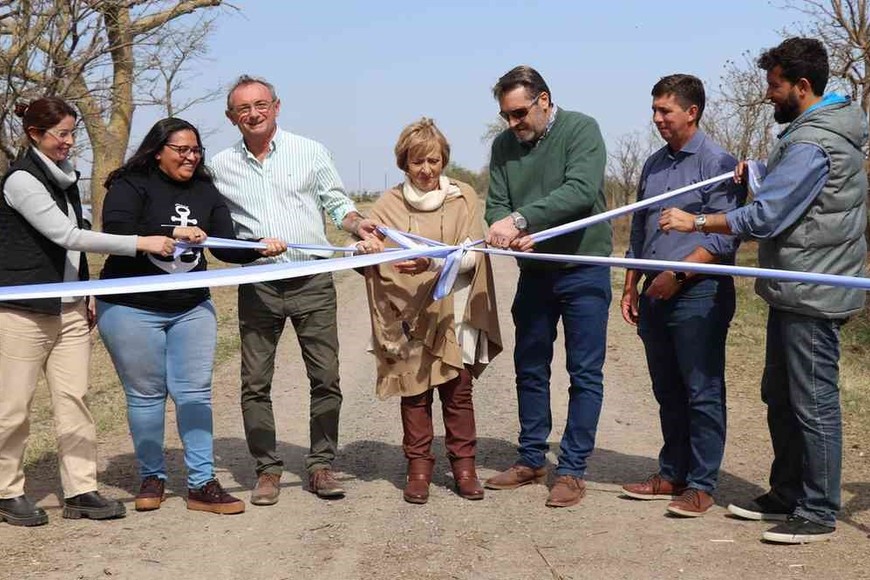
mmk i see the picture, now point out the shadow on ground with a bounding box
[18,437,870,537]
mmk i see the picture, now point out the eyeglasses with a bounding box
[164,143,205,158]
[499,94,541,122]
[44,128,77,141]
[229,100,275,117]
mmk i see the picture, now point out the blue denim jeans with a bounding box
[96,299,217,488]
[762,307,843,527]
[637,276,735,493]
[511,265,611,477]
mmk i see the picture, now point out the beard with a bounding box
[773,91,801,124]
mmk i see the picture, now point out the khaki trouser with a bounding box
[238,273,343,476]
[0,301,97,498]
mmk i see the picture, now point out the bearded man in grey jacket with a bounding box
[660,37,867,544]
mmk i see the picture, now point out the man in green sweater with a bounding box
[484,65,613,508]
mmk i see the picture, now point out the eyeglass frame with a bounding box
[499,93,543,122]
[164,143,205,158]
[41,127,78,142]
[228,99,277,117]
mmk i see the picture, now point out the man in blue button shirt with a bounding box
[660,38,868,543]
[621,74,743,517]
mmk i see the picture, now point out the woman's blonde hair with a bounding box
[394,117,450,172]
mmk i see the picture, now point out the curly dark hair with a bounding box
[758,37,829,96]
[104,117,211,188]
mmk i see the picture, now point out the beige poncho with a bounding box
[364,178,502,399]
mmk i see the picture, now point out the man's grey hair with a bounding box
[226,75,279,110]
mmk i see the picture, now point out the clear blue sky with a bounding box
[130,0,809,193]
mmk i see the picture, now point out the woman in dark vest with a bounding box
[0,97,176,527]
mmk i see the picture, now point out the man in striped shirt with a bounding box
[211,75,378,505]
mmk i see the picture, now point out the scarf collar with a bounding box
[31,147,77,189]
[402,175,461,211]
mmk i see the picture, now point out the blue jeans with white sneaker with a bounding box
[96,299,217,489]
[762,307,843,528]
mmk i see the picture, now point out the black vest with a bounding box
[0,148,88,315]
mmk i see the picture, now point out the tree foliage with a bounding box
[0,0,224,226]
[444,162,489,197]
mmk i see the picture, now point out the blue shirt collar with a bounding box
[668,129,705,157]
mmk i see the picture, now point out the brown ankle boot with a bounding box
[440,368,480,499]
[404,458,433,504]
[451,457,484,500]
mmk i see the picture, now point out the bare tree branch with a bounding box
[0,0,225,225]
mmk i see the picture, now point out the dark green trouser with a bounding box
[238,272,342,475]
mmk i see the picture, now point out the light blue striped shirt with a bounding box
[209,128,357,263]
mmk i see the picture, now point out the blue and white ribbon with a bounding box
[0,246,453,302]
[0,168,865,302]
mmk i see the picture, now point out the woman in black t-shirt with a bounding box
[96,117,285,516]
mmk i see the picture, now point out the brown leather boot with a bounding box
[404,458,434,504]
[401,391,435,504]
[400,390,435,460]
[440,369,477,458]
[451,457,484,500]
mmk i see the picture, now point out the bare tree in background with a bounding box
[137,14,222,120]
[0,0,225,226]
[783,0,870,123]
[481,118,507,144]
[702,52,775,162]
[606,130,654,209]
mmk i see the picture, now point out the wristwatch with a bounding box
[694,214,707,233]
[510,212,528,230]
[674,271,688,284]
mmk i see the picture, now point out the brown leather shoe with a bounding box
[308,468,346,498]
[545,475,586,508]
[250,472,281,506]
[622,473,687,500]
[187,480,245,515]
[451,458,484,500]
[404,458,433,504]
[484,464,548,490]
[135,476,165,511]
[667,488,714,517]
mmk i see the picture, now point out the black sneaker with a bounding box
[727,492,792,521]
[762,515,835,544]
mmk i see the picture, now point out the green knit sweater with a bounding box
[485,108,612,269]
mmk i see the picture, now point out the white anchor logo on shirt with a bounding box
[151,204,201,274]
[170,204,198,227]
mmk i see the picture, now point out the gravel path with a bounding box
[2,257,869,580]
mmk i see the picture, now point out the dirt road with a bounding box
[2,257,869,580]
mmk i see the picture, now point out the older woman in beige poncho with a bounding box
[356,118,502,504]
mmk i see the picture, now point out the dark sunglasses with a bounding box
[499,93,541,122]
